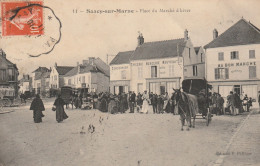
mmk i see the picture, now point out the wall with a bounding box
[130,57,183,93]
[205,44,260,82]
[110,64,131,81]
[50,67,59,88]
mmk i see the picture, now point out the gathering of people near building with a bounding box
[1,18,260,122]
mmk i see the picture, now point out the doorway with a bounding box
[160,86,165,95]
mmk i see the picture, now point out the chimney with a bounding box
[184,29,189,40]
[137,33,144,46]
[0,49,6,58]
[213,29,218,39]
[88,57,95,65]
[78,65,81,73]
[55,62,57,67]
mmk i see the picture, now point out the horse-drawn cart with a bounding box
[0,87,15,108]
[61,86,74,109]
[174,78,212,130]
[182,78,213,126]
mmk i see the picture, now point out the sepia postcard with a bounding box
[0,0,260,166]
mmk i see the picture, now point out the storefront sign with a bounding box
[218,61,256,68]
[231,70,242,73]
[162,60,176,64]
[112,66,128,70]
[146,61,159,66]
[131,62,143,66]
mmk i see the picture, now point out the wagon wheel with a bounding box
[206,108,211,126]
[3,99,11,107]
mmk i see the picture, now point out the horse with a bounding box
[173,88,198,131]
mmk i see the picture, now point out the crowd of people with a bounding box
[95,90,177,115]
[28,89,259,123]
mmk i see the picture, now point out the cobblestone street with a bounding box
[1,99,259,166]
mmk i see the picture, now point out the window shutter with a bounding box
[225,68,229,79]
[249,66,256,79]
[215,68,218,80]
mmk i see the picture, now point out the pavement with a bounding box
[0,99,259,166]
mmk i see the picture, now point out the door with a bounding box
[233,85,241,98]
[160,86,165,95]
[119,86,124,94]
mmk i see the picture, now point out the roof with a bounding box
[131,38,186,61]
[110,51,134,65]
[33,67,50,73]
[204,18,260,49]
[56,66,74,75]
[194,47,201,55]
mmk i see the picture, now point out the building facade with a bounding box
[64,57,110,93]
[31,67,51,95]
[110,31,201,95]
[204,18,260,107]
[0,49,19,97]
[19,74,31,93]
[49,63,74,89]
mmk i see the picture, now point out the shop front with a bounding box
[110,80,130,94]
[146,77,181,95]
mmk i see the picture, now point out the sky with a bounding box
[1,0,260,77]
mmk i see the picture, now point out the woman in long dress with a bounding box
[30,94,45,123]
[53,94,69,123]
[140,90,150,114]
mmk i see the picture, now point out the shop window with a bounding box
[218,52,224,61]
[8,69,15,81]
[249,50,255,59]
[121,70,126,79]
[230,51,239,60]
[215,68,229,80]
[0,69,6,81]
[193,65,198,76]
[151,66,157,78]
[249,66,256,79]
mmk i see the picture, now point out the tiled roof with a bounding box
[204,19,260,49]
[194,47,201,55]
[33,67,50,73]
[110,51,134,65]
[131,38,186,61]
[56,66,74,75]
[64,58,110,77]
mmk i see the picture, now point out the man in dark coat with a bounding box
[157,95,164,114]
[129,91,136,113]
[151,94,158,114]
[30,94,45,123]
[53,94,68,123]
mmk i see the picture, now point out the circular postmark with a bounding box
[1,2,62,57]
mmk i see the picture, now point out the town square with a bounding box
[1,0,260,166]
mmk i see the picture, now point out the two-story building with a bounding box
[64,57,110,93]
[19,74,31,94]
[204,18,260,105]
[0,49,19,97]
[31,67,51,95]
[110,31,201,95]
[49,63,74,89]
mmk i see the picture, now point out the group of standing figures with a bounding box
[97,90,177,114]
[30,94,68,123]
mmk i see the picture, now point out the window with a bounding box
[121,70,126,79]
[8,69,15,81]
[46,81,49,87]
[169,65,174,77]
[138,67,143,79]
[249,50,255,59]
[201,53,203,62]
[230,51,239,60]
[82,76,85,83]
[151,66,157,78]
[0,69,6,81]
[54,75,57,81]
[188,48,191,58]
[215,68,229,80]
[193,65,198,76]
[68,79,71,85]
[218,52,224,61]
[249,66,256,79]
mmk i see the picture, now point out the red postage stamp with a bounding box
[1,1,44,36]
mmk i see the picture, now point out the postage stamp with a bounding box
[1,1,44,36]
